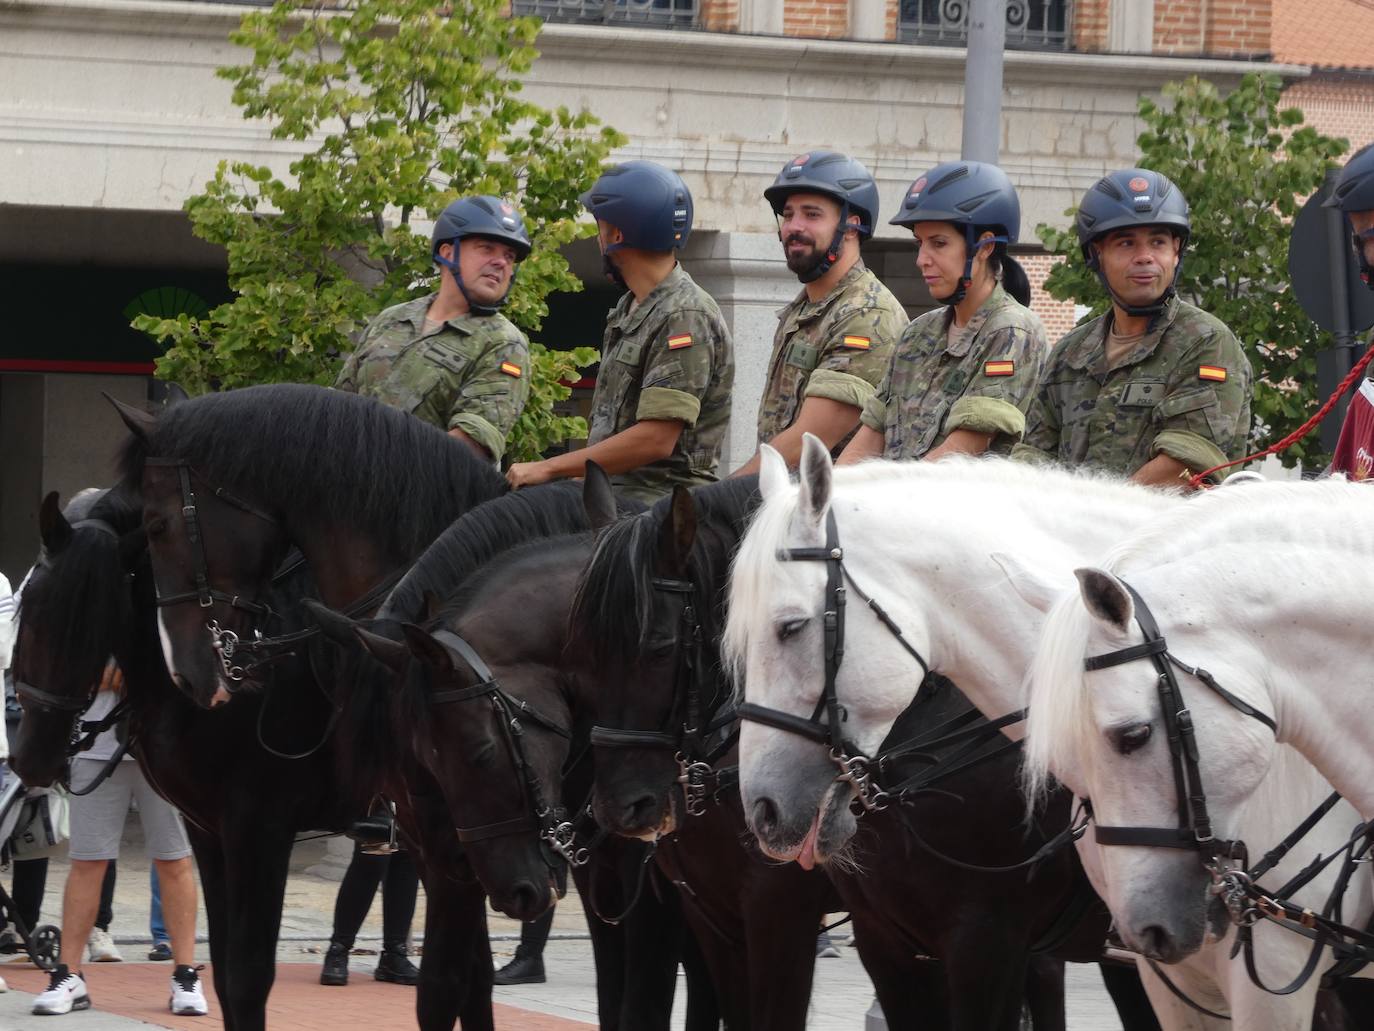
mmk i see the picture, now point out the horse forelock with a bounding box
[570,514,656,668]
[119,384,508,560]
[1021,588,1098,808]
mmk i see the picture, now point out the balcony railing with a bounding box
[512,0,700,29]
[898,0,1073,51]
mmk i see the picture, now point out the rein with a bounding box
[427,628,586,870]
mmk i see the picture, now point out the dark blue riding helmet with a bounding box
[431,196,532,315]
[890,161,1021,303]
[1075,168,1190,318]
[579,161,694,252]
[764,150,880,282]
[1324,143,1374,290]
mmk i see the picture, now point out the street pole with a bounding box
[962,0,1006,163]
[1321,167,1357,449]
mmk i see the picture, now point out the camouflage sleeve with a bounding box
[333,322,374,393]
[857,348,897,434]
[945,322,1048,442]
[1151,327,1253,474]
[1010,365,1062,465]
[806,306,907,412]
[636,309,722,427]
[447,329,531,461]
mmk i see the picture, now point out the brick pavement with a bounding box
[0,963,594,1030]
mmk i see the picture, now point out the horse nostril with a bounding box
[623,794,659,830]
[510,880,540,918]
[752,797,780,836]
[1140,924,1175,962]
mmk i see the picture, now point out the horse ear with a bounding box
[302,598,366,649]
[163,383,191,408]
[990,552,1064,615]
[38,492,73,555]
[1074,568,1134,634]
[796,433,833,527]
[758,445,790,500]
[105,394,157,442]
[355,625,410,672]
[400,624,455,674]
[656,485,697,578]
[582,460,617,531]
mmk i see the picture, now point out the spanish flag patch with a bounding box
[1198,365,1227,382]
[984,360,1015,377]
[842,335,871,350]
[667,333,693,350]
[500,361,522,378]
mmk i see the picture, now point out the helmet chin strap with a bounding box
[936,228,1007,305]
[435,252,514,316]
[797,203,852,285]
[1353,226,1374,292]
[600,244,629,292]
[1089,236,1187,323]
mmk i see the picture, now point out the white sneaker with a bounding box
[31,965,90,1015]
[87,928,123,963]
[0,972,8,992]
[170,964,208,1016]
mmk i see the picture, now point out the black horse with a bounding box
[111,384,551,1029]
[568,479,1164,1031]
[10,487,355,1031]
[311,474,716,1031]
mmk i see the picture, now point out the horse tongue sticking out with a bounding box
[796,810,823,871]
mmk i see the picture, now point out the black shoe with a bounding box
[374,944,419,985]
[493,951,545,985]
[320,941,349,986]
[148,941,173,962]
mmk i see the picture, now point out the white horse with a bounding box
[724,435,1370,1030]
[1023,475,1374,1003]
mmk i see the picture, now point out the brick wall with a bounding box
[784,0,849,39]
[1019,253,1082,342]
[1154,0,1271,58]
[700,0,739,32]
[1284,76,1374,154]
[1072,0,1110,53]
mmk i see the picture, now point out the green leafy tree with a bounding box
[1036,72,1348,468]
[133,0,625,461]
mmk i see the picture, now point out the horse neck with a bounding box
[838,477,1171,724]
[290,519,402,610]
[1130,549,1374,819]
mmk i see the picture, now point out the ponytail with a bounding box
[988,243,1032,307]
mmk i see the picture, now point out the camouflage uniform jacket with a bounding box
[1011,297,1252,478]
[859,283,1048,460]
[588,265,735,503]
[755,262,906,445]
[334,295,530,461]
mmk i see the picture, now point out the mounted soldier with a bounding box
[1011,168,1252,488]
[1324,143,1374,480]
[732,150,905,476]
[335,195,533,463]
[506,161,735,502]
[838,160,1048,464]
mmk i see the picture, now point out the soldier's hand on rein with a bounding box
[98,659,125,694]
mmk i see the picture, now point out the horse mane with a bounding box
[381,482,643,623]
[16,487,141,691]
[569,476,760,670]
[1099,476,1374,573]
[116,384,508,562]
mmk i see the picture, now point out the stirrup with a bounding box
[348,799,400,855]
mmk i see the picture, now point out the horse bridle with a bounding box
[144,459,282,684]
[736,509,932,814]
[1081,580,1277,874]
[588,575,738,818]
[427,628,587,869]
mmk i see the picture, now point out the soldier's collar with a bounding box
[785,261,868,323]
[1067,295,1181,372]
[401,294,480,334]
[943,282,1009,357]
[610,264,689,334]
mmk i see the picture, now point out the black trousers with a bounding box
[329,845,418,949]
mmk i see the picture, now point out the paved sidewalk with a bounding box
[0,821,1127,1029]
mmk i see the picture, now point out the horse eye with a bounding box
[146,518,167,538]
[775,618,809,642]
[1112,723,1152,756]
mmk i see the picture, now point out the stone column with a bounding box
[850,0,888,41]
[737,0,784,35]
[1108,0,1155,53]
[682,230,797,474]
